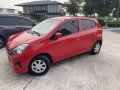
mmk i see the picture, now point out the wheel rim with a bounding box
[0,40,3,47]
[31,60,46,73]
[94,43,101,53]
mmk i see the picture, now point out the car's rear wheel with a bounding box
[0,37,5,49]
[90,41,101,55]
[29,55,50,76]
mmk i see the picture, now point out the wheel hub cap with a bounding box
[94,43,101,53]
[31,60,46,73]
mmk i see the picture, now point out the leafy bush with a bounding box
[107,23,120,27]
[98,19,105,26]
[98,20,120,27]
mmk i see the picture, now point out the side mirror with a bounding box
[55,32,62,39]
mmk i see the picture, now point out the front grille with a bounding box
[16,62,22,69]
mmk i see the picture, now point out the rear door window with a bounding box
[81,19,96,31]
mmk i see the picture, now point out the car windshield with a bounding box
[31,19,62,35]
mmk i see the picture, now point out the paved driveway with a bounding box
[0,30,120,90]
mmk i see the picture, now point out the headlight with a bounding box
[12,44,30,55]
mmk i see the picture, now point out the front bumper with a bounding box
[6,48,31,73]
[8,55,26,73]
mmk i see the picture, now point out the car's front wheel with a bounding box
[0,37,5,49]
[29,55,50,76]
[90,41,101,55]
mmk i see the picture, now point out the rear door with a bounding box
[80,19,97,52]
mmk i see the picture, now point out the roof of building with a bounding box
[15,1,62,6]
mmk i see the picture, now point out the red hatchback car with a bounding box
[6,17,103,76]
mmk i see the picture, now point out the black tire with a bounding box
[90,41,101,55]
[29,55,50,76]
[0,37,5,49]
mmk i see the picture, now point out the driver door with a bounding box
[51,19,81,62]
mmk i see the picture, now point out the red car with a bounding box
[6,17,103,76]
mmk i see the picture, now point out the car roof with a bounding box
[0,14,23,18]
[51,16,96,21]
[0,14,36,23]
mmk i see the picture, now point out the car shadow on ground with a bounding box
[51,52,91,68]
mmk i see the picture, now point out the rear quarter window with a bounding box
[91,20,96,28]
[81,19,96,31]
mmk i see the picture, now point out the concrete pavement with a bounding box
[0,30,120,90]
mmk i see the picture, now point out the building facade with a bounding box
[16,1,64,20]
[0,8,16,14]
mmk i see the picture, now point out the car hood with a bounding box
[7,31,44,50]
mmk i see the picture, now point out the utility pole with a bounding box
[116,0,120,27]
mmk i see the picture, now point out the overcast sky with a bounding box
[0,0,67,11]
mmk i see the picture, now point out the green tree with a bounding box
[97,0,116,17]
[64,0,83,16]
[113,9,120,17]
[113,0,120,17]
[83,0,116,17]
[83,0,95,17]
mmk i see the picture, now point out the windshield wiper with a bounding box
[27,30,33,34]
[32,31,40,36]
[27,30,41,36]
